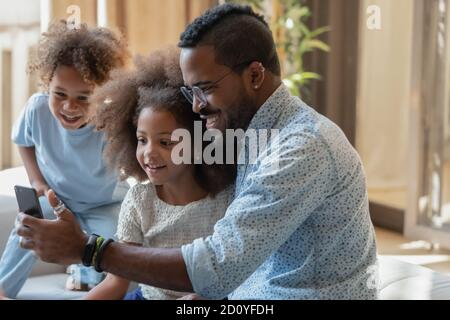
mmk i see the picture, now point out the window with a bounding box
[405,0,450,247]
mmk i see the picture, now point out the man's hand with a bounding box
[31,181,50,198]
[16,189,87,265]
[0,288,11,300]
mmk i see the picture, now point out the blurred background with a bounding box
[0,0,449,255]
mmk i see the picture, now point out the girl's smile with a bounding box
[136,108,190,187]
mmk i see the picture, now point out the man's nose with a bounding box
[192,95,205,114]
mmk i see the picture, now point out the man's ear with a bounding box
[247,61,265,90]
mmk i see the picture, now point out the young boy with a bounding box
[0,20,129,299]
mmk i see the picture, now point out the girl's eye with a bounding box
[137,137,146,144]
[160,140,175,147]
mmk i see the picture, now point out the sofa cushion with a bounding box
[0,166,30,254]
[379,255,450,299]
[17,274,86,300]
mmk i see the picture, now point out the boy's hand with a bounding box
[31,181,50,197]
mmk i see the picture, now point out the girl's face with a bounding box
[48,65,94,130]
[136,108,191,186]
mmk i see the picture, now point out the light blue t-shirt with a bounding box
[11,93,126,213]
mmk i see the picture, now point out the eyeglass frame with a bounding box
[180,60,260,108]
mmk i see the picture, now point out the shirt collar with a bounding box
[247,84,292,130]
[64,123,96,136]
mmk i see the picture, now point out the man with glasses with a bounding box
[16,3,378,300]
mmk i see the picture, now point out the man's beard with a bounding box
[223,92,259,132]
[204,92,259,166]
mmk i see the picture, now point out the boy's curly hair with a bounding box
[28,20,129,88]
[93,47,236,196]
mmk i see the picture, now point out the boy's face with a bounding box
[136,108,191,186]
[48,65,94,130]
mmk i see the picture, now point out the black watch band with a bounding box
[82,234,99,267]
[94,238,114,273]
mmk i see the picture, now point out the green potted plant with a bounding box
[226,0,329,98]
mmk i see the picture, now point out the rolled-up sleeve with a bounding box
[182,133,336,299]
[11,95,37,147]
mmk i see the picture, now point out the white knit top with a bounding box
[116,182,234,300]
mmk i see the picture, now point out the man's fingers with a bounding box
[17,212,40,230]
[16,224,33,238]
[19,237,35,250]
[47,189,59,207]
[54,206,73,221]
[47,189,72,220]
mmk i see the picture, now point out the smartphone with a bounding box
[14,185,44,219]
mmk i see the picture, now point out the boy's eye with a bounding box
[78,96,89,102]
[54,91,66,98]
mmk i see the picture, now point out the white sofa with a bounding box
[378,256,450,299]
[2,166,450,299]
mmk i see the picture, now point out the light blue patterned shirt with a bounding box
[182,84,378,300]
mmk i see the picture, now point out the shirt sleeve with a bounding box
[181,133,336,299]
[11,94,38,147]
[115,186,144,244]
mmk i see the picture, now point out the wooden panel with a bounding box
[105,0,127,33]
[125,0,187,55]
[44,0,219,56]
[370,202,405,233]
[1,50,12,170]
[304,0,360,146]
[50,0,97,26]
[187,0,217,23]
[124,0,217,55]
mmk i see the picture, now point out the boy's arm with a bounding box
[83,273,130,300]
[19,146,49,197]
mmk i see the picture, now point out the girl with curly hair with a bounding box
[84,47,236,300]
[0,20,130,298]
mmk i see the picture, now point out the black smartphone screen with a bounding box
[14,185,44,219]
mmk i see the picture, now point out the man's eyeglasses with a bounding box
[180,61,255,108]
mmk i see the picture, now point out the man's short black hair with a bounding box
[179,3,281,76]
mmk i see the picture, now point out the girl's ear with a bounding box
[248,61,265,90]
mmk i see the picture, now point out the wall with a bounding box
[356,0,414,199]
[46,0,217,55]
[0,0,40,169]
[0,0,217,169]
